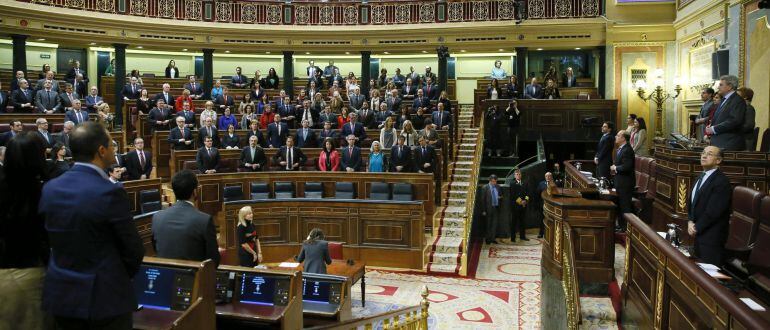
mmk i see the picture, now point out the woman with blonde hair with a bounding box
[400,120,418,147]
[200,101,217,127]
[237,206,262,267]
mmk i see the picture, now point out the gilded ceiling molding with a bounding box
[738,1,746,86]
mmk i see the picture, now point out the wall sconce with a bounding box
[635,69,682,137]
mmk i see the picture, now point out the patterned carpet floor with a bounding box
[343,229,622,329]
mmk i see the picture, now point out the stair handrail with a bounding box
[305,285,430,330]
[459,115,484,276]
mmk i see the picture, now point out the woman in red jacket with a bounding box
[259,103,276,129]
[175,89,194,112]
[318,138,340,171]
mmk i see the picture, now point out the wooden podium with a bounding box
[651,145,770,233]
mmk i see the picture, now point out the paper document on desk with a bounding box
[279,262,300,268]
[657,232,666,239]
[697,263,719,271]
[740,298,767,311]
[580,171,593,176]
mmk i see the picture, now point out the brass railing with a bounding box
[562,222,581,330]
[459,112,484,276]
[307,286,430,330]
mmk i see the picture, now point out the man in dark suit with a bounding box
[317,121,338,146]
[273,136,306,171]
[401,78,417,99]
[278,97,297,129]
[523,77,543,99]
[215,87,235,112]
[328,68,344,90]
[318,107,338,129]
[65,100,89,125]
[85,86,108,113]
[0,81,9,112]
[348,86,366,112]
[35,80,61,114]
[267,113,289,148]
[65,60,88,84]
[307,70,324,90]
[72,74,87,97]
[295,119,316,148]
[357,102,376,129]
[594,121,614,179]
[296,98,317,129]
[385,90,402,113]
[153,83,175,111]
[341,135,362,172]
[39,121,144,329]
[341,112,367,143]
[178,102,196,129]
[36,118,54,150]
[147,99,172,132]
[10,70,25,91]
[184,76,205,99]
[240,135,267,171]
[125,137,153,180]
[423,77,439,100]
[413,136,436,174]
[412,89,432,112]
[152,170,220,265]
[392,68,406,88]
[35,71,60,93]
[481,174,503,244]
[168,116,194,150]
[705,75,748,151]
[0,119,23,147]
[306,60,321,78]
[432,103,452,130]
[55,121,75,152]
[687,146,732,266]
[196,136,220,174]
[561,67,577,88]
[611,130,636,231]
[229,67,248,89]
[59,83,80,109]
[390,135,412,172]
[121,76,142,100]
[12,79,35,112]
[198,117,220,148]
[406,66,421,86]
[509,168,530,242]
[323,61,339,79]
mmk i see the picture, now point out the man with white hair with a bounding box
[86,86,110,114]
[55,121,75,150]
[65,99,88,125]
[154,83,175,111]
[705,75,747,151]
[35,80,61,114]
[10,70,25,91]
[12,79,35,112]
[122,76,142,100]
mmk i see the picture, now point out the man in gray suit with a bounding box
[152,170,220,266]
[481,174,503,244]
[35,80,61,114]
[693,87,714,141]
[36,71,60,93]
[705,75,747,151]
[348,86,366,112]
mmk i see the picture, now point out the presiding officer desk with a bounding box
[623,214,770,329]
[133,257,216,330]
[222,198,426,270]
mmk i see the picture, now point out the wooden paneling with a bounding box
[123,178,163,215]
[223,199,425,269]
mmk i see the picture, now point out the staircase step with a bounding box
[427,263,458,273]
[444,198,466,206]
[429,252,461,265]
[441,217,466,227]
[442,206,467,218]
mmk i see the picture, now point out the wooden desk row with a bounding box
[193,172,436,234]
[478,99,618,143]
[475,78,595,90]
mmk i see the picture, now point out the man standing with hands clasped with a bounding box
[610,129,636,232]
[687,146,732,266]
[482,174,503,245]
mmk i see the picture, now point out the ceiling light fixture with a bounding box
[225,50,231,53]
[536,48,544,51]
[137,46,143,49]
[575,47,581,50]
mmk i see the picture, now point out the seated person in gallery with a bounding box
[541,78,561,100]
[296,228,332,274]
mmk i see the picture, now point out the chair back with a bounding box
[250,182,270,199]
[334,182,355,199]
[392,183,413,201]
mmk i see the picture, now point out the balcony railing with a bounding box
[20,0,603,25]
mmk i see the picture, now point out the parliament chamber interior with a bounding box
[0,0,769,329]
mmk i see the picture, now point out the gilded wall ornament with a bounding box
[344,6,358,24]
[131,0,148,16]
[473,1,489,21]
[372,5,386,24]
[555,0,572,18]
[319,6,334,25]
[448,2,463,22]
[498,0,516,20]
[158,0,175,18]
[295,6,310,25]
[216,1,232,22]
[528,0,545,19]
[581,0,599,17]
[65,0,84,9]
[186,0,202,20]
[419,3,435,23]
[95,0,114,12]
[395,4,410,23]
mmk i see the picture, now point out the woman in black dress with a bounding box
[221,124,241,149]
[48,143,71,179]
[264,68,280,89]
[237,206,262,267]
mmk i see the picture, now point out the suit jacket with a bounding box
[147,107,172,131]
[412,97,432,111]
[273,146,307,171]
[221,133,240,149]
[10,78,23,91]
[229,74,248,88]
[215,95,235,109]
[357,109,376,129]
[613,144,636,192]
[85,95,104,112]
[432,110,452,129]
[154,92,175,111]
[318,150,340,171]
[390,145,412,172]
[178,109,196,129]
[122,84,142,100]
[59,92,80,108]
[595,133,614,178]
[413,145,436,173]
[481,183,503,213]
[35,89,61,113]
[509,179,530,210]
[266,122,289,148]
[66,68,87,83]
[318,113,338,128]
[125,149,153,180]
[184,82,204,97]
[36,79,60,92]
[385,96,402,113]
[687,169,732,264]
[710,92,748,151]
[198,126,221,148]
[0,131,17,146]
[423,85,439,100]
[164,67,179,78]
[295,128,316,148]
[340,146,362,171]
[297,241,332,274]
[523,84,543,99]
[12,88,35,112]
[37,130,54,148]
[0,90,9,112]
[348,93,366,111]
[152,201,220,265]
[65,109,89,125]
[39,164,144,319]
[196,147,220,172]
[341,121,367,140]
[317,129,338,146]
[307,65,322,78]
[239,146,267,171]
[246,130,267,148]
[392,74,406,88]
[401,85,417,97]
[562,74,577,88]
[168,126,194,150]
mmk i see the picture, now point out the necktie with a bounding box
[115,154,120,165]
[438,112,442,126]
[207,148,211,157]
[69,94,74,103]
[208,127,212,138]
[278,124,281,136]
[43,132,50,144]
[692,173,706,202]
[192,83,195,90]
[287,148,292,170]
[303,129,307,140]
[76,111,82,123]
[616,146,623,161]
[139,151,145,168]
[422,147,426,157]
[132,85,135,94]
[250,147,255,161]
[349,147,353,158]
[491,185,498,207]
